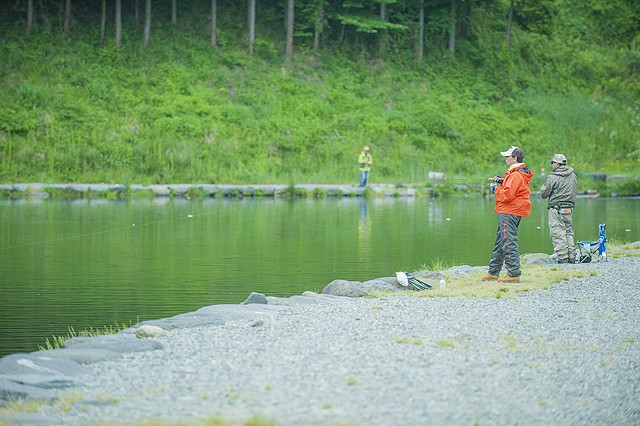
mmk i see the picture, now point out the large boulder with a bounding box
[0,353,91,402]
[139,312,225,330]
[64,334,163,353]
[29,348,121,365]
[0,354,90,377]
[322,278,399,297]
[522,253,554,266]
[195,303,282,321]
[0,378,55,402]
[243,292,268,305]
[135,325,167,339]
[446,265,486,278]
[414,270,446,280]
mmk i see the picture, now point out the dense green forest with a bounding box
[0,0,638,186]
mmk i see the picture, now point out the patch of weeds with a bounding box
[418,257,456,271]
[264,383,273,391]
[598,359,613,367]
[588,270,598,276]
[38,320,136,350]
[54,395,84,413]
[322,403,332,409]
[370,304,383,310]
[0,399,47,414]
[345,378,358,386]
[528,363,540,369]
[312,188,326,198]
[623,337,637,343]
[501,335,519,350]
[91,189,121,200]
[367,290,408,298]
[226,394,241,405]
[534,344,550,353]
[396,337,424,345]
[201,393,210,400]
[97,396,120,403]
[171,416,276,426]
[46,187,81,200]
[245,416,277,426]
[184,187,207,199]
[575,272,585,278]
[414,265,576,299]
[282,185,307,198]
[130,189,155,199]
[435,339,455,348]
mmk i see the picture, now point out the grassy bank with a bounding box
[0,2,638,184]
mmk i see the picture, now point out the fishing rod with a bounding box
[396,177,497,186]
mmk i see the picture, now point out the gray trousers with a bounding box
[488,214,522,277]
[549,208,576,261]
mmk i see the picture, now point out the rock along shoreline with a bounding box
[1,249,639,425]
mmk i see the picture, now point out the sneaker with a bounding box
[498,275,520,283]
[481,274,500,281]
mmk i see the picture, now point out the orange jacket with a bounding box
[494,163,534,217]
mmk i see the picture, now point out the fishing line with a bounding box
[0,194,295,251]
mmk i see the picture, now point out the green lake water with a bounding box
[1,196,638,356]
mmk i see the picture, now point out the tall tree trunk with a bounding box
[417,0,424,62]
[135,0,139,27]
[313,0,324,51]
[26,0,34,35]
[100,0,106,41]
[448,0,456,55]
[506,0,514,49]
[63,0,71,36]
[144,0,151,46]
[379,2,387,54]
[211,0,217,47]
[285,0,294,62]
[248,0,255,55]
[115,0,122,46]
[171,0,177,25]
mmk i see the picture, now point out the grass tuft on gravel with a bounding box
[369,265,583,299]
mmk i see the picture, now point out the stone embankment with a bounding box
[1,248,639,425]
[0,183,419,199]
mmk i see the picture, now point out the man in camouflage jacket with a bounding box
[540,154,578,263]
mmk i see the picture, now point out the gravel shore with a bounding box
[8,256,640,425]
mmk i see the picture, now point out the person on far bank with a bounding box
[482,146,534,283]
[358,146,372,187]
[539,154,578,264]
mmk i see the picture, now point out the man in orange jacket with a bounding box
[482,146,534,283]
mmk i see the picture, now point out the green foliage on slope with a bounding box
[0,1,638,184]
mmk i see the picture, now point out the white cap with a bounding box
[500,146,523,158]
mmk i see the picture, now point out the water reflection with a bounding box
[0,196,638,356]
[358,199,370,256]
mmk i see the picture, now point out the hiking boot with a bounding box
[481,274,500,281]
[498,275,520,283]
